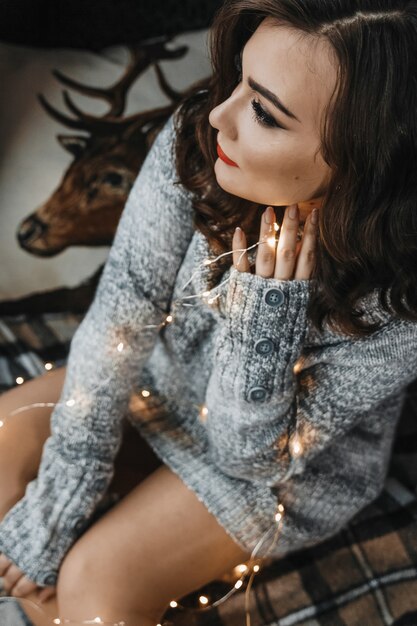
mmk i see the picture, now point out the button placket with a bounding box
[248,286,286,402]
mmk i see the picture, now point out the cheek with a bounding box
[244,140,325,187]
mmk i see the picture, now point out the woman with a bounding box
[1,0,417,624]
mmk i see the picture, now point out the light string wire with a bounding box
[0,221,305,625]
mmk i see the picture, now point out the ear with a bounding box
[57,134,88,158]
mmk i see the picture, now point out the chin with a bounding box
[214,173,257,202]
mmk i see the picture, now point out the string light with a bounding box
[289,433,304,458]
[199,404,208,423]
[1,227,307,626]
[234,563,248,574]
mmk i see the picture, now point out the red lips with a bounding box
[216,143,238,167]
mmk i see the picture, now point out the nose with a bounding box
[208,90,239,140]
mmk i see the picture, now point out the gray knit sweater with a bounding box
[1,113,417,588]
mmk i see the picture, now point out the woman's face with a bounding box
[208,18,338,221]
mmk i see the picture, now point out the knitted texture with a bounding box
[1,112,417,587]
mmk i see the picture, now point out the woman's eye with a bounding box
[251,99,281,129]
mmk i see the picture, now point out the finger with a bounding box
[38,586,57,603]
[274,203,299,280]
[0,553,12,577]
[232,227,251,272]
[3,564,24,593]
[255,206,277,278]
[11,575,38,598]
[294,208,318,280]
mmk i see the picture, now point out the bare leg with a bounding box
[56,463,252,626]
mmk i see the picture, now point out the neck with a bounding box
[297,196,324,223]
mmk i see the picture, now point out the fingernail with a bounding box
[289,204,298,219]
[311,208,318,224]
[264,206,274,224]
[235,226,243,239]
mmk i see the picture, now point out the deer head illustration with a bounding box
[17,37,189,256]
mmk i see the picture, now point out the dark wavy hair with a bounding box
[173,0,417,337]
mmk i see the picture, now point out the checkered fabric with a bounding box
[1,313,417,626]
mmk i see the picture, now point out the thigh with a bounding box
[0,366,67,485]
[57,463,252,623]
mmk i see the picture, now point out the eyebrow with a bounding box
[247,76,301,123]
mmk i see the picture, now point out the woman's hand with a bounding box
[0,552,56,602]
[233,203,318,280]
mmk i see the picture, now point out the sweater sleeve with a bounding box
[0,113,195,587]
[204,266,417,487]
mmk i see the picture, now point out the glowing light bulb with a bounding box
[16,377,24,385]
[199,595,209,605]
[203,259,213,266]
[117,342,124,352]
[0,420,3,428]
[253,564,260,572]
[44,362,53,371]
[293,360,302,374]
[275,512,282,522]
[166,315,173,323]
[267,235,276,247]
[170,600,178,608]
[235,563,248,574]
[53,620,61,624]
[203,290,211,297]
[234,579,243,589]
[273,222,280,232]
[278,503,284,513]
[65,399,75,407]
[141,389,151,398]
[199,405,208,423]
[290,434,304,457]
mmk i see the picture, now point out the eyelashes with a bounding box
[251,99,280,128]
[233,51,282,129]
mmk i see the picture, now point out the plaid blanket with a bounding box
[1,313,417,626]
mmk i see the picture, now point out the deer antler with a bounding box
[154,63,184,103]
[38,36,189,134]
[38,92,178,136]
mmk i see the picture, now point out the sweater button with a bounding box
[42,571,58,586]
[248,386,268,402]
[254,337,274,355]
[73,516,86,533]
[264,288,285,307]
